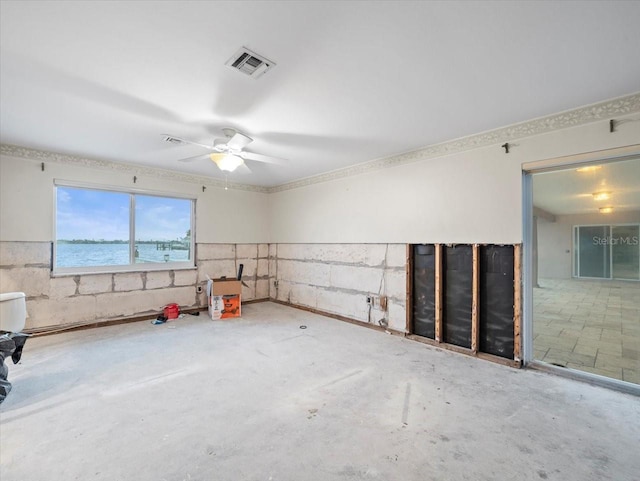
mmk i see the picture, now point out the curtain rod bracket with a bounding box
[501,142,510,154]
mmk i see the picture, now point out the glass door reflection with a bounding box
[611,225,640,280]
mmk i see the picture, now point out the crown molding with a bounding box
[0,144,270,194]
[268,92,640,193]
[2,92,639,195]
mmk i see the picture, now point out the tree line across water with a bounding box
[57,240,179,244]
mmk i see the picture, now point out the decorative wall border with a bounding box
[0,144,270,194]
[2,92,639,195]
[268,92,640,193]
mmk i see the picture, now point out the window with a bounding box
[54,183,194,273]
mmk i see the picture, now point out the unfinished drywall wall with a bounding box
[269,114,640,244]
[269,244,407,332]
[537,210,640,279]
[197,243,270,302]
[269,148,521,244]
[0,153,269,243]
[0,241,269,330]
[0,151,270,329]
[2,99,639,336]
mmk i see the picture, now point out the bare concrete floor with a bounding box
[1,302,639,481]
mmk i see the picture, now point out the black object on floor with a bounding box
[151,315,168,325]
[0,332,29,404]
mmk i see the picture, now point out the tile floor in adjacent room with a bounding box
[533,278,639,384]
[2,302,639,480]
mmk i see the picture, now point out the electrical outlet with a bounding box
[274,280,279,287]
[196,285,203,294]
[366,295,373,305]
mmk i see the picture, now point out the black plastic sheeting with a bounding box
[412,244,436,339]
[443,245,473,348]
[480,245,515,358]
[0,332,29,404]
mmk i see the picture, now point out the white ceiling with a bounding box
[1,1,640,188]
[533,157,640,216]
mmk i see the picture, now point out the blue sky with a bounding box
[57,187,191,241]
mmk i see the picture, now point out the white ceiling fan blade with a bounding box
[226,132,253,150]
[240,151,288,166]
[162,134,214,151]
[235,163,252,175]
[177,153,210,163]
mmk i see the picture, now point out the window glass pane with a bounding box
[56,187,130,268]
[134,195,192,264]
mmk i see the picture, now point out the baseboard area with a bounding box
[25,298,271,337]
[270,299,405,336]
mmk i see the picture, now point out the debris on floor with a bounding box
[151,315,168,325]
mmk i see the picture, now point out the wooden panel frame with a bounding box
[471,244,480,353]
[513,244,522,361]
[434,243,443,343]
[405,242,523,369]
[407,334,521,368]
[406,244,413,334]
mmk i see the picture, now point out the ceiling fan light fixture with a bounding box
[592,191,612,201]
[210,153,244,172]
[576,165,602,173]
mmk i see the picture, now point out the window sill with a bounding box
[51,264,197,277]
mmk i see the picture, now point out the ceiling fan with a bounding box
[162,128,286,173]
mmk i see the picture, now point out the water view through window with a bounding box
[55,186,193,270]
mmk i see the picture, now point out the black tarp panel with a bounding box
[412,244,435,339]
[443,245,472,348]
[480,245,515,358]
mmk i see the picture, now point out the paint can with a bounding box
[163,303,180,320]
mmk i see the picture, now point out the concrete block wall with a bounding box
[1,240,404,331]
[196,243,270,306]
[269,244,407,332]
[0,241,269,330]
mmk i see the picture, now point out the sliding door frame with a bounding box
[521,145,640,395]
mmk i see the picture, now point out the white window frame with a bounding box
[53,180,196,275]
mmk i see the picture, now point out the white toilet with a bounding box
[0,292,27,333]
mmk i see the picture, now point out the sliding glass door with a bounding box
[574,224,640,280]
[612,225,640,280]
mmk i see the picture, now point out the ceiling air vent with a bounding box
[162,135,184,145]
[225,47,275,79]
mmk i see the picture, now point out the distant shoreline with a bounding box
[58,240,186,244]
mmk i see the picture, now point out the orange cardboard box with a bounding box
[207,278,241,319]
